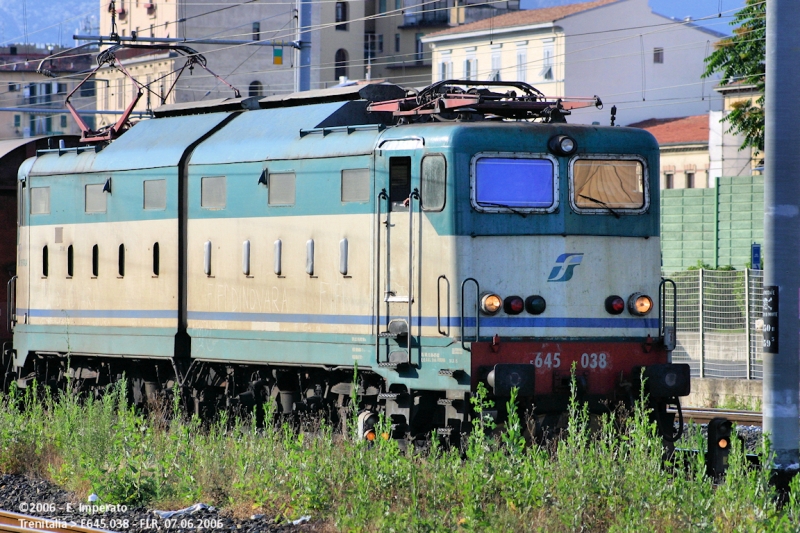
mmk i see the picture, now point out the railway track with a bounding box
[674,406,763,426]
[0,510,116,533]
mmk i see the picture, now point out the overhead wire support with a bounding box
[72,34,302,50]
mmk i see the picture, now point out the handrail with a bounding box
[437,275,449,336]
[460,278,479,352]
[375,189,388,365]
[406,188,419,366]
[6,275,17,332]
[659,278,677,352]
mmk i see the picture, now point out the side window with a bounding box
[472,155,557,213]
[85,183,106,213]
[201,176,226,209]
[341,169,370,203]
[268,172,296,206]
[30,187,50,214]
[389,157,411,209]
[144,179,167,210]
[421,155,446,211]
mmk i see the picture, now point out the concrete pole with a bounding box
[762,0,800,467]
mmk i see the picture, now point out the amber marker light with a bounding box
[718,438,729,449]
[627,293,654,316]
[480,293,502,315]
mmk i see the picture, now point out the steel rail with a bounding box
[0,510,116,533]
[673,407,763,426]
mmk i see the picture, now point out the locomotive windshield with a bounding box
[472,155,557,213]
[572,159,645,210]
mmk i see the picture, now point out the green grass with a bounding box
[1,380,798,532]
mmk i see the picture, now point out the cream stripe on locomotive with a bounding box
[186,212,660,338]
[23,219,178,329]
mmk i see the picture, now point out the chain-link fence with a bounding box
[663,269,763,379]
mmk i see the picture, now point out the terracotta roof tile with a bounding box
[628,115,708,145]
[425,0,621,39]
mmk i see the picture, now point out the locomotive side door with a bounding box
[374,144,423,370]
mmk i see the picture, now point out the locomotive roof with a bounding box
[189,101,385,165]
[26,112,232,176]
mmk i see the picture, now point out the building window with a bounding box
[116,78,124,108]
[378,35,383,54]
[81,80,96,98]
[654,47,664,64]
[491,52,501,81]
[395,0,401,8]
[252,22,260,40]
[395,33,400,53]
[686,172,695,188]
[365,34,373,59]
[8,82,19,91]
[415,33,424,62]
[13,115,20,128]
[464,58,477,80]
[61,115,67,128]
[541,39,554,80]
[516,50,527,82]
[335,49,348,80]
[249,81,263,97]
[379,0,386,13]
[335,2,348,30]
[665,173,674,189]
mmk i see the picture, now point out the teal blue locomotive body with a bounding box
[9,83,687,437]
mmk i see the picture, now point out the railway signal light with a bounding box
[706,417,733,478]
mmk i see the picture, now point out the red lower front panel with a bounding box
[471,339,667,396]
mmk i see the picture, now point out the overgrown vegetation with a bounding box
[1,379,798,531]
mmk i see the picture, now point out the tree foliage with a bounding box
[703,0,765,153]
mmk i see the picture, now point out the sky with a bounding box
[0,0,747,48]
[519,0,746,35]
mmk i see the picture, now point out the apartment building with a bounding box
[422,0,725,125]
[0,45,95,140]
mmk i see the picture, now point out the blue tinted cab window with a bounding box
[475,158,554,208]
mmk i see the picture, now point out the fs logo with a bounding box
[547,253,584,282]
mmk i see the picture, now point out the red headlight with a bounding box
[503,296,524,315]
[605,295,625,315]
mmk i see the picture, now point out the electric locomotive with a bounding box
[6,80,688,440]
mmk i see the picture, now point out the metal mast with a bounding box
[762,0,800,467]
